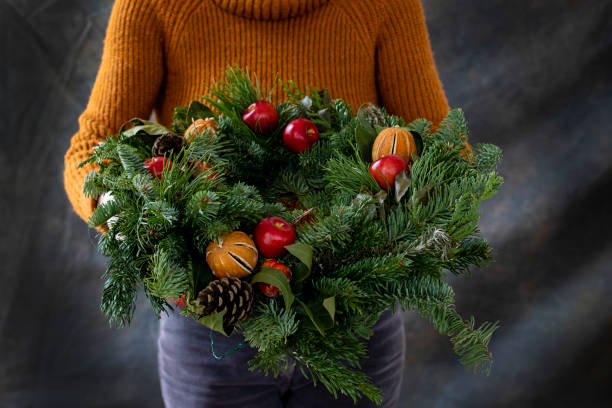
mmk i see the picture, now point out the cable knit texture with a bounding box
[64,0,450,224]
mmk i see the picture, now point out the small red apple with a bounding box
[242,100,279,134]
[254,216,296,258]
[282,118,319,153]
[256,259,292,297]
[144,156,172,179]
[369,154,409,191]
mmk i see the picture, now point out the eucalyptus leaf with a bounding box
[285,242,313,271]
[251,267,295,310]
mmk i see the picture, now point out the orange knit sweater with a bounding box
[64,0,450,224]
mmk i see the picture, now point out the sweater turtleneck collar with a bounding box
[211,0,330,20]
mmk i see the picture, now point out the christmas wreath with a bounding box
[80,65,503,404]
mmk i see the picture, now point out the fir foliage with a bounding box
[81,65,503,403]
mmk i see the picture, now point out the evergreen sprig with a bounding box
[82,64,503,403]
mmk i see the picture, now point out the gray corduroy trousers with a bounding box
[157,305,405,407]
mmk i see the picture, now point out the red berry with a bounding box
[256,259,292,297]
[192,161,217,180]
[144,156,172,179]
[282,118,319,153]
[369,155,409,191]
[254,216,296,258]
[168,294,186,307]
[242,100,279,134]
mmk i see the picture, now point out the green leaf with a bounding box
[285,242,313,271]
[251,267,295,310]
[295,298,335,336]
[198,310,230,337]
[355,104,378,161]
[318,88,332,107]
[410,130,424,157]
[322,296,336,321]
[121,120,169,137]
[187,100,214,122]
[394,171,411,203]
[292,263,310,284]
[190,252,215,294]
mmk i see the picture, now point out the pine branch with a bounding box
[116,144,145,178]
[88,197,122,228]
[100,256,141,327]
[240,299,299,351]
[474,143,503,173]
[144,249,190,300]
[376,275,497,373]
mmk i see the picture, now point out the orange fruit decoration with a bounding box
[185,117,217,142]
[372,126,417,163]
[206,231,258,278]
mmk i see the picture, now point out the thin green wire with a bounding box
[209,328,247,359]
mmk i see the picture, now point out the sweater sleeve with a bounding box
[374,0,450,129]
[63,0,164,224]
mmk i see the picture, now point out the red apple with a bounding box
[369,154,409,191]
[254,216,296,258]
[144,156,172,179]
[256,259,292,297]
[242,100,279,134]
[283,118,319,153]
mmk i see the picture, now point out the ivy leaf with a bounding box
[323,296,336,321]
[198,310,230,337]
[251,267,295,310]
[285,242,313,272]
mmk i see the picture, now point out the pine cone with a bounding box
[360,103,388,127]
[152,132,185,157]
[197,277,254,327]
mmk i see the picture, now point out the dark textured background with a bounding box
[2,0,611,407]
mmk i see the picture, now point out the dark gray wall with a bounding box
[2,0,611,407]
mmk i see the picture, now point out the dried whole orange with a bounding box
[206,231,258,278]
[185,118,217,142]
[372,126,417,163]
